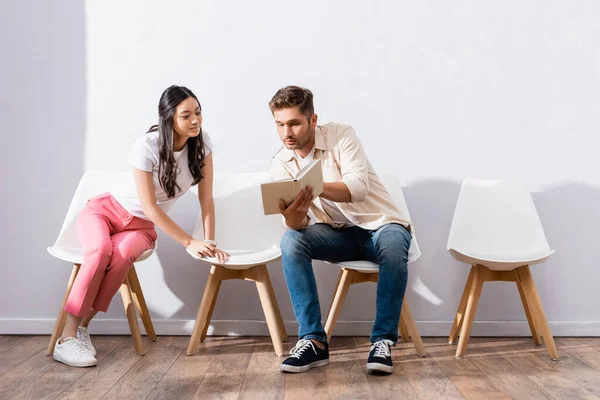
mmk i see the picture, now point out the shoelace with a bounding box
[78,328,93,351]
[64,338,89,358]
[371,340,394,358]
[289,339,317,359]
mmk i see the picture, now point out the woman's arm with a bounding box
[196,153,229,263]
[133,167,216,258]
[197,153,216,241]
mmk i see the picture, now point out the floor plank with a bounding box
[576,338,600,350]
[0,336,31,354]
[467,338,551,400]
[499,339,597,400]
[10,336,124,400]
[193,337,257,400]
[146,337,224,400]
[0,345,58,398]
[59,336,145,400]
[535,349,600,398]
[567,345,600,373]
[353,336,419,400]
[448,375,510,400]
[238,337,285,400]
[0,336,51,376]
[101,336,188,400]
[427,337,485,377]
[325,337,371,400]
[2,335,600,399]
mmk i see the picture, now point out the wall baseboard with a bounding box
[1,319,599,337]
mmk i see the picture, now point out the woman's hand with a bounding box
[187,239,216,258]
[212,247,230,264]
[187,240,230,263]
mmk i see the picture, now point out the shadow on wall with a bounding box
[133,175,599,334]
[532,182,600,322]
[0,1,86,318]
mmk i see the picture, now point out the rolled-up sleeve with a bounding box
[338,127,370,202]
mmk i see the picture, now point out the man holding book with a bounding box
[268,85,413,375]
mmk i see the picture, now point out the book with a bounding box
[260,159,324,215]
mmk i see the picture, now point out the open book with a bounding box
[260,159,324,215]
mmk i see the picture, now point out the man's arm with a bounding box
[320,182,351,202]
[320,127,370,203]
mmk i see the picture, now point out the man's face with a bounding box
[273,106,317,152]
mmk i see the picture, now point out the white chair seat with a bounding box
[328,260,379,273]
[186,245,281,270]
[448,248,555,271]
[47,244,156,265]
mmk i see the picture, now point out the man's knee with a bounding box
[280,229,309,257]
[376,225,411,262]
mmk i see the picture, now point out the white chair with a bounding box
[185,172,288,356]
[323,174,427,356]
[47,170,157,356]
[447,179,558,360]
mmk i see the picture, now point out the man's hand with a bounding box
[279,186,314,230]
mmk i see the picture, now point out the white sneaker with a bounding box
[53,337,97,367]
[77,326,96,356]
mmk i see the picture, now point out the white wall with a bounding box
[1,0,599,336]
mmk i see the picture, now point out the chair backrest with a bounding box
[447,179,553,261]
[379,173,422,264]
[191,172,287,250]
[52,170,128,249]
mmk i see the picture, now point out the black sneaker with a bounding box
[280,339,329,373]
[367,339,394,374]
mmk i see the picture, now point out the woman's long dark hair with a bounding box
[147,85,206,198]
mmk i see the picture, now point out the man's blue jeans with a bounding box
[280,222,411,344]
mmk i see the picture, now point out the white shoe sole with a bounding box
[53,352,97,368]
[367,362,393,374]
[280,359,329,373]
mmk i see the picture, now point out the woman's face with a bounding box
[173,96,202,139]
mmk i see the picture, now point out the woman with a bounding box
[53,85,228,367]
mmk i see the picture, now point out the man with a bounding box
[269,86,413,375]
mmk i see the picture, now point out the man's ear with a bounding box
[310,114,318,129]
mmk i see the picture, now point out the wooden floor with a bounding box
[0,335,599,399]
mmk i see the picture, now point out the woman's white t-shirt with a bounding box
[110,130,213,220]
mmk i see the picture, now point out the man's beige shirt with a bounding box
[270,122,412,232]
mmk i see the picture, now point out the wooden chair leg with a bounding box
[199,275,222,343]
[449,267,475,344]
[127,266,157,342]
[455,265,486,358]
[324,268,355,343]
[187,265,223,356]
[399,317,410,342]
[120,278,146,356]
[400,300,427,357]
[265,271,287,342]
[516,278,541,346]
[325,271,343,323]
[516,266,559,360]
[254,265,285,356]
[48,264,80,355]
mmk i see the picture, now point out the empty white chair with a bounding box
[47,170,157,356]
[447,179,558,359]
[323,174,427,356]
[186,172,288,356]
